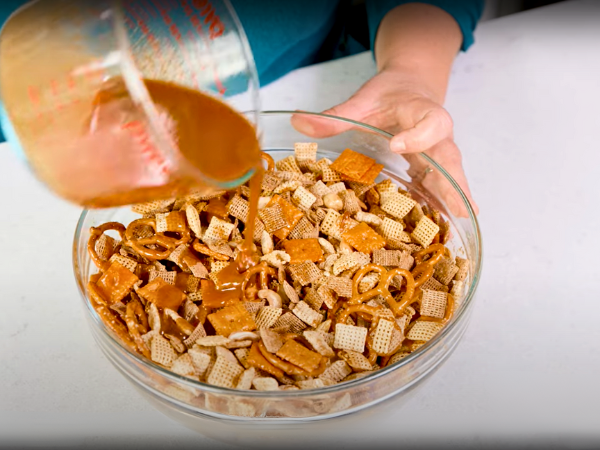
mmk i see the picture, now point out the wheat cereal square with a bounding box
[255,306,283,329]
[309,181,331,198]
[155,210,184,233]
[148,269,177,285]
[261,171,281,193]
[292,186,317,210]
[203,216,235,244]
[433,257,459,286]
[342,190,362,214]
[265,195,304,240]
[388,351,410,366]
[131,198,174,215]
[320,209,343,240]
[234,348,251,370]
[292,301,324,328]
[332,254,360,276]
[184,322,207,348]
[303,330,335,357]
[325,277,352,298]
[420,290,448,319]
[372,249,402,267]
[227,195,250,223]
[338,350,372,371]
[258,204,288,233]
[171,354,197,379]
[358,272,380,294]
[303,287,324,310]
[320,360,352,383]
[288,216,316,241]
[276,155,303,174]
[454,257,469,281]
[376,179,397,198]
[207,241,234,259]
[347,181,376,198]
[96,234,118,261]
[272,312,307,333]
[234,367,256,390]
[151,334,176,367]
[450,280,465,302]
[321,164,342,182]
[210,260,230,275]
[186,348,212,377]
[288,261,321,286]
[316,285,338,309]
[108,254,138,273]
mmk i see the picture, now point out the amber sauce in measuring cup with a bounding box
[86,78,262,208]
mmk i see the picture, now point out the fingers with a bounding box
[423,139,479,217]
[390,107,453,154]
[291,93,372,139]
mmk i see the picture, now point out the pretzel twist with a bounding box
[88,222,126,271]
[124,218,190,261]
[261,151,276,172]
[349,265,415,317]
[241,263,277,301]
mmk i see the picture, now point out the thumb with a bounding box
[291,94,371,139]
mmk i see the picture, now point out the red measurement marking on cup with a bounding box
[27,86,40,107]
[125,2,163,62]
[192,0,225,38]
[182,0,227,94]
[50,79,66,110]
[151,0,199,89]
[67,75,77,91]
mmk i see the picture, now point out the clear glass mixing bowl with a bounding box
[73,111,482,447]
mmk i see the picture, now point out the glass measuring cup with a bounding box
[0,0,261,207]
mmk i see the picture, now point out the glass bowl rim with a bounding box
[72,110,483,399]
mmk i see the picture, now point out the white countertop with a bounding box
[2,1,600,447]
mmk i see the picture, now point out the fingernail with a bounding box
[391,140,406,152]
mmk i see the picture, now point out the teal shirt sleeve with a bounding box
[366,0,484,52]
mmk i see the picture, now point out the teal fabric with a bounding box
[0,0,483,143]
[232,0,483,86]
[366,0,484,52]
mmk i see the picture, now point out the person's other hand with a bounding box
[291,68,478,216]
